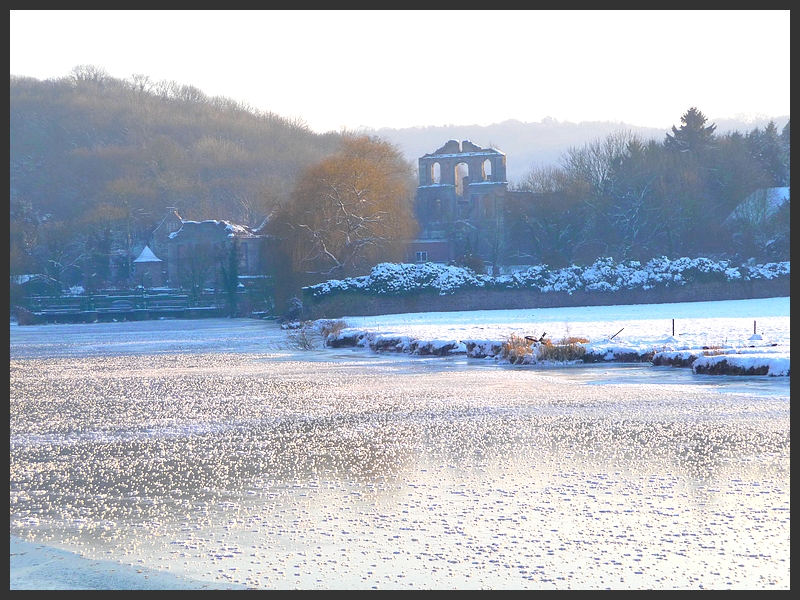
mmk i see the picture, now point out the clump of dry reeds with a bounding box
[287,321,318,350]
[500,330,590,365]
[500,333,536,364]
[319,319,347,340]
[537,336,589,362]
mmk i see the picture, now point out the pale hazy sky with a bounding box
[10,10,790,134]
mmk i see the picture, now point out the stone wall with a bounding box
[301,276,790,320]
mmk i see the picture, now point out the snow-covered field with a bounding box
[318,296,790,376]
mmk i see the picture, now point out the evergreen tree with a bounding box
[665,107,717,153]
[760,121,788,186]
[746,121,790,187]
[220,239,239,317]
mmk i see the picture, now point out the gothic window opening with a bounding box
[431,162,441,184]
[482,159,492,181]
[455,162,469,196]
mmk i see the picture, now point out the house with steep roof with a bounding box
[724,187,790,229]
[149,208,269,290]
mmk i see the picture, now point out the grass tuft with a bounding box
[501,331,590,365]
[701,344,725,356]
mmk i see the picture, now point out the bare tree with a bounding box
[34,221,87,294]
[105,177,156,282]
[128,73,154,94]
[67,64,109,86]
[178,242,216,305]
[560,132,627,198]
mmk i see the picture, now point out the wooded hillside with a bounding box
[10,66,343,276]
[9,68,790,303]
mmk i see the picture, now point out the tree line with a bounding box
[9,67,790,309]
[9,66,418,310]
[506,108,790,268]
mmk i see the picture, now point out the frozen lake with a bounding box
[10,318,790,589]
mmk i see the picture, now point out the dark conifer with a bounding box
[665,107,717,153]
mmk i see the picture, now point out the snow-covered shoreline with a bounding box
[313,296,790,376]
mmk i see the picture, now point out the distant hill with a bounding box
[368,115,790,184]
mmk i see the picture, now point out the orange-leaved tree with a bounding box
[280,134,418,278]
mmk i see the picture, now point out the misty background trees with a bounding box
[10,67,790,307]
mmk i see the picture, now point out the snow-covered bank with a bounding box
[314,296,790,376]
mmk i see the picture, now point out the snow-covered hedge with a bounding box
[304,257,790,298]
[307,262,489,297]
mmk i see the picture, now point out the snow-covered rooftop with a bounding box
[422,150,504,159]
[133,245,162,263]
[168,219,260,239]
[725,186,790,223]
